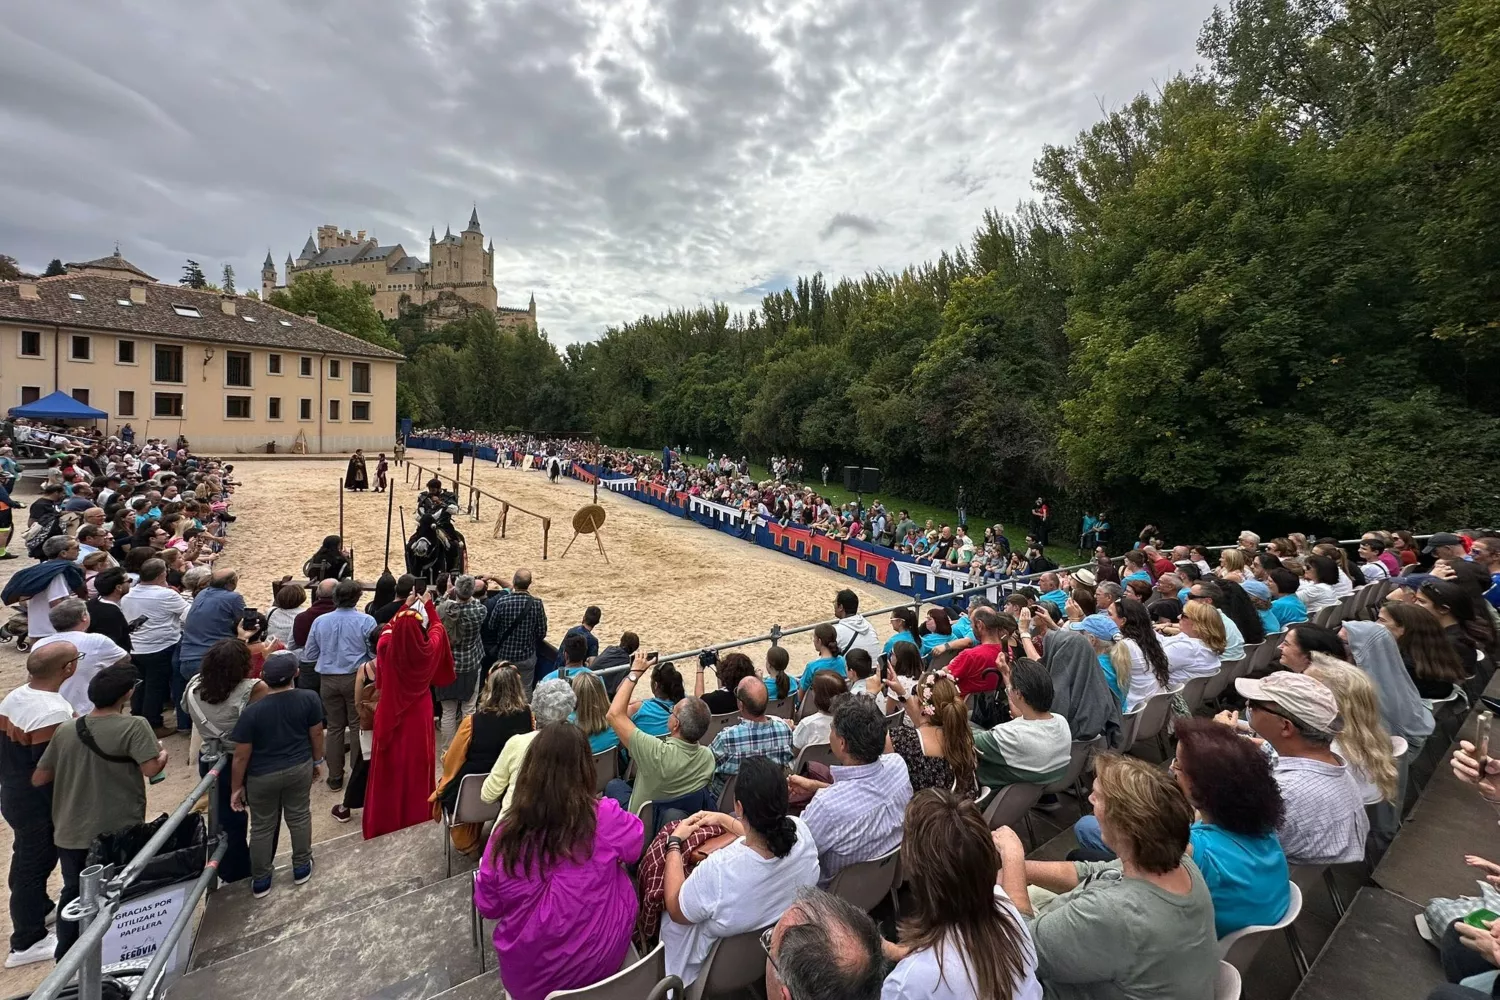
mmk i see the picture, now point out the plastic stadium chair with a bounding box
[791,742,836,776]
[1217,882,1303,974]
[544,942,682,1000]
[765,696,795,720]
[442,773,500,878]
[827,845,901,913]
[699,712,741,746]
[593,747,619,794]
[980,781,1045,841]
[1215,960,1242,1000]
[682,927,769,1000]
[1042,735,1104,809]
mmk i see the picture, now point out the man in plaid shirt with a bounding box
[708,676,793,797]
[480,569,548,687]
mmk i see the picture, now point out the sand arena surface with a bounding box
[0,447,909,989]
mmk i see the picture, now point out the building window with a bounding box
[20,330,41,357]
[154,392,184,418]
[70,335,91,361]
[226,351,252,387]
[117,340,136,364]
[20,386,40,405]
[299,356,313,377]
[328,399,341,421]
[118,390,135,417]
[298,398,312,421]
[268,397,282,420]
[71,388,89,406]
[351,400,371,422]
[328,359,341,379]
[225,395,252,419]
[171,305,201,318]
[154,345,184,383]
[268,353,282,375]
[351,362,371,394]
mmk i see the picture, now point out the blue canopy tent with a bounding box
[7,390,108,422]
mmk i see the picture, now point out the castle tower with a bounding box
[461,206,483,285]
[261,251,276,299]
[296,233,317,267]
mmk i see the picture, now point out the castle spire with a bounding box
[429,227,436,243]
[466,204,481,232]
[263,250,275,269]
[444,224,452,240]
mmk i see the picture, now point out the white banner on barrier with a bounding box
[601,478,637,492]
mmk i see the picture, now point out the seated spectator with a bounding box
[1041,628,1122,747]
[1120,550,1151,583]
[1155,601,1227,685]
[763,645,799,702]
[709,677,794,797]
[884,607,920,656]
[1358,537,1392,583]
[696,651,757,715]
[480,678,575,814]
[882,789,1041,1000]
[435,665,534,849]
[1340,619,1434,750]
[1380,601,1471,699]
[474,723,643,1000]
[1418,578,1496,677]
[1298,555,1341,613]
[1276,621,1345,673]
[996,753,1217,999]
[763,887,887,1000]
[1267,567,1310,629]
[792,695,913,882]
[1230,672,1369,865]
[973,657,1071,789]
[1036,572,1069,617]
[1074,613,1132,708]
[660,756,821,985]
[917,608,953,661]
[1304,659,1399,807]
[630,660,686,738]
[1073,718,1290,938]
[570,671,620,754]
[800,623,848,692]
[1211,578,1265,650]
[793,672,846,750]
[1109,597,1171,711]
[943,607,1006,695]
[603,652,715,814]
[590,630,639,695]
[1216,548,1247,583]
[1243,579,1282,636]
[879,667,978,797]
[537,633,592,685]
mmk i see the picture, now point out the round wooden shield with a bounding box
[572,504,606,535]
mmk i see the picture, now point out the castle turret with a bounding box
[296,233,317,266]
[261,251,276,299]
[465,205,481,233]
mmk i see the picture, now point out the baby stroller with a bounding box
[0,606,29,651]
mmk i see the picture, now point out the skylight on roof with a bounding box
[116,299,131,307]
[68,292,85,301]
[278,319,293,327]
[242,315,258,323]
[172,305,201,318]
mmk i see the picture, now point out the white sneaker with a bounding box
[5,933,56,968]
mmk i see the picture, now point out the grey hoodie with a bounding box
[833,613,882,662]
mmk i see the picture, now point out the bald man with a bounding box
[707,675,794,798]
[0,643,77,966]
[764,888,886,1000]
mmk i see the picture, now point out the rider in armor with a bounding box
[418,478,459,519]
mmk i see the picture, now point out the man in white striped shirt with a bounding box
[1235,672,1368,865]
[792,696,912,882]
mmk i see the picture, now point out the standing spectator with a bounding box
[794,695,913,881]
[1230,672,1369,865]
[1031,497,1050,547]
[291,579,337,688]
[708,676,794,797]
[1471,534,1500,609]
[563,606,602,663]
[763,888,886,1000]
[178,569,247,729]
[603,652,715,814]
[31,599,130,715]
[435,575,486,747]
[120,558,190,735]
[183,638,267,884]
[301,579,374,791]
[86,567,132,651]
[229,651,325,898]
[34,664,166,956]
[482,569,548,687]
[473,723,643,1000]
[660,756,821,985]
[12,536,84,639]
[882,790,1041,1000]
[832,590,881,663]
[0,644,77,967]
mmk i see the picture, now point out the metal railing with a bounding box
[28,754,229,1000]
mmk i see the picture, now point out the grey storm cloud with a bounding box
[0,0,1218,345]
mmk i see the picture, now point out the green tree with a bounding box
[42,258,65,278]
[180,260,207,288]
[221,264,236,295]
[267,270,400,352]
[0,255,20,280]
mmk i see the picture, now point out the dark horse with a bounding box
[405,490,467,586]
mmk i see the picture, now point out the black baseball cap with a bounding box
[1424,532,1464,554]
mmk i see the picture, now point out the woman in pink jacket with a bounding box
[473,722,643,1000]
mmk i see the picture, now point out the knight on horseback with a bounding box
[407,478,467,585]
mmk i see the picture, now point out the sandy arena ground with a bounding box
[0,447,909,990]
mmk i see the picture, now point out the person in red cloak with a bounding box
[362,592,455,839]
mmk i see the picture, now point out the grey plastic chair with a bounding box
[699,712,741,746]
[543,942,682,1000]
[442,773,500,877]
[682,926,770,1000]
[1042,735,1104,806]
[791,742,836,776]
[1215,960,1242,1000]
[593,747,619,794]
[980,781,1045,843]
[827,845,901,913]
[765,696,795,720]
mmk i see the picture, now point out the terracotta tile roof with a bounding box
[63,251,158,282]
[0,274,404,361]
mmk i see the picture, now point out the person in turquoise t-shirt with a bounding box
[628,660,685,737]
[884,607,921,656]
[798,623,847,692]
[1241,579,1282,637]
[918,608,953,660]
[1267,567,1309,630]
[762,646,800,702]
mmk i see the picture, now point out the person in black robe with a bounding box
[344,449,369,491]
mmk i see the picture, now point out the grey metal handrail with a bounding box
[26,753,228,1000]
[130,839,230,1000]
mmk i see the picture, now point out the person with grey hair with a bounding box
[602,651,715,815]
[30,598,130,715]
[1093,580,1125,616]
[764,887,887,1000]
[436,575,485,748]
[181,565,212,599]
[480,678,576,814]
[24,536,83,640]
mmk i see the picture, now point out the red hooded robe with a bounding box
[363,597,455,839]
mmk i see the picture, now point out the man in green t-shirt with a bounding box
[34,662,166,960]
[603,652,714,816]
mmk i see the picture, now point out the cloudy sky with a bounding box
[0,0,1218,345]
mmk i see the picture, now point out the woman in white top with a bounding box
[1155,601,1226,685]
[882,789,1042,1000]
[792,671,846,749]
[265,583,305,649]
[1296,555,1341,613]
[661,756,821,985]
[1110,598,1173,712]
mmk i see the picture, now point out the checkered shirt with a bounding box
[708,717,794,796]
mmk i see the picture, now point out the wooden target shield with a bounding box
[561,503,609,563]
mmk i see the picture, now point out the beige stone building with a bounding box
[262,207,537,328]
[2,256,403,454]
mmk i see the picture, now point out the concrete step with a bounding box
[188,821,477,973]
[168,874,483,1000]
[426,971,502,1000]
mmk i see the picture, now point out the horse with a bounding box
[405,507,467,586]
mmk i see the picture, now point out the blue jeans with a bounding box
[1073,815,1116,858]
[604,778,633,812]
